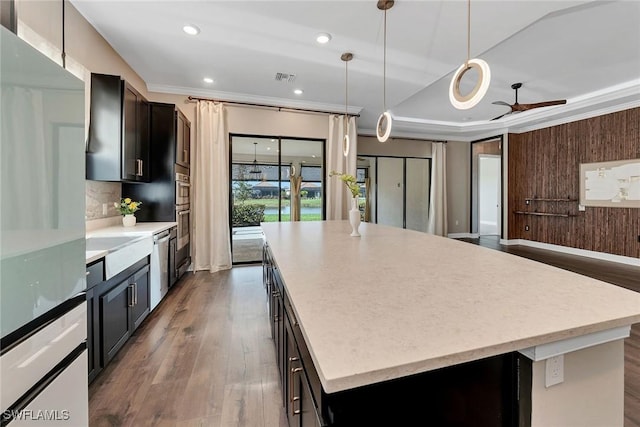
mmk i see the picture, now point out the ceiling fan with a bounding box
[491,83,567,120]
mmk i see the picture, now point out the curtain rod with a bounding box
[186,96,360,118]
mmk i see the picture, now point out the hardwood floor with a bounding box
[460,236,640,427]
[90,240,640,427]
[89,267,287,427]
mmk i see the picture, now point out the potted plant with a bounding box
[114,197,142,227]
[329,171,361,237]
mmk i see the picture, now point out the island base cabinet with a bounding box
[263,245,532,427]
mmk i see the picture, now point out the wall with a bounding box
[530,340,624,427]
[357,136,432,158]
[508,108,640,258]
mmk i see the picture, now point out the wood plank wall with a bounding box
[508,108,640,258]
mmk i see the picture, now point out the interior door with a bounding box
[377,157,404,228]
[478,155,501,236]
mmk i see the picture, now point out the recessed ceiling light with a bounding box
[183,25,200,36]
[203,77,213,84]
[294,89,303,95]
[271,139,276,142]
[316,33,332,44]
[312,155,316,158]
[267,147,271,151]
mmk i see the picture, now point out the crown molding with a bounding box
[146,83,363,115]
[384,79,640,140]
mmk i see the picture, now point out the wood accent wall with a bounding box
[508,108,640,258]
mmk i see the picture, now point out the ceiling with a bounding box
[71,0,640,140]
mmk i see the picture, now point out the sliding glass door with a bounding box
[230,135,324,264]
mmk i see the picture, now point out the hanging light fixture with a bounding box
[449,0,491,110]
[341,52,353,157]
[249,142,262,175]
[376,0,394,143]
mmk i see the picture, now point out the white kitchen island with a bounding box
[261,220,640,427]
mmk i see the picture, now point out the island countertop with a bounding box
[261,221,640,393]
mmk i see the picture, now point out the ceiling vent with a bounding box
[275,72,296,83]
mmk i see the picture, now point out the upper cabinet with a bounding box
[175,110,191,168]
[86,73,150,182]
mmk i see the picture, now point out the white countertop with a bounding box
[262,221,640,393]
[85,221,176,264]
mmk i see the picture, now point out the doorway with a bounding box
[229,135,325,264]
[471,137,503,237]
[478,155,501,236]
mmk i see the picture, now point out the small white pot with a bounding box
[122,214,136,227]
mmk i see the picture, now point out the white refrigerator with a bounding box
[0,26,88,426]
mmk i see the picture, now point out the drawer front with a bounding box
[86,260,104,289]
[0,302,86,412]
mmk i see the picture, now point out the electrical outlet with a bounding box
[455,220,459,226]
[102,203,108,215]
[545,355,564,388]
[525,225,530,231]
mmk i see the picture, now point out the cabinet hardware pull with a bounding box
[183,149,188,163]
[273,315,279,322]
[133,283,138,305]
[128,284,134,307]
[290,367,303,416]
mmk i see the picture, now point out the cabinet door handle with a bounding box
[136,159,143,176]
[128,284,134,307]
[183,149,188,163]
[290,366,303,416]
[133,283,138,305]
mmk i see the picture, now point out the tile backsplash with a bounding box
[86,180,120,220]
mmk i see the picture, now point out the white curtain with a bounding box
[193,101,231,272]
[327,115,357,220]
[427,142,448,236]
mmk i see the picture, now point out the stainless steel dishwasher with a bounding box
[150,229,170,311]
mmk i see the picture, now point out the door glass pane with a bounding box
[231,136,276,263]
[281,138,323,222]
[405,158,430,232]
[377,157,404,228]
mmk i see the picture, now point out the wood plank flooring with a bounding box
[460,236,640,427]
[89,267,287,427]
[90,240,640,427]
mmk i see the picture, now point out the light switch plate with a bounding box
[545,354,564,387]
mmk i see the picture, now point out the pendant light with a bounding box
[449,0,491,110]
[376,0,394,143]
[249,142,261,175]
[341,52,353,157]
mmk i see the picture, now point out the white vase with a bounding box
[349,197,361,237]
[122,214,136,227]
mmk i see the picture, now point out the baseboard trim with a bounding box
[448,233,480,239]
[499,239,640,267]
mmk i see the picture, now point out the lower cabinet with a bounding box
[265,245,324,427]
[86,257,150,383]
[100,263,150,366]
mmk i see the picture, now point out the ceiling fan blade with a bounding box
[490,111,512,121]
[491,101,512,107]
[518,100,567,111]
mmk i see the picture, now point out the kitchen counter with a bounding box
[85,221,176,264]
[261,221,640,394]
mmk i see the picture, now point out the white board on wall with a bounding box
[579,159,640,208]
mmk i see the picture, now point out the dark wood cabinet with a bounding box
[86,260,104,384]
[98,260,150,367]
[265,245,325,426]
[131,266,150,329]
[100,278,132,365]
[86,73,150,182]
[176,110,190,168]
